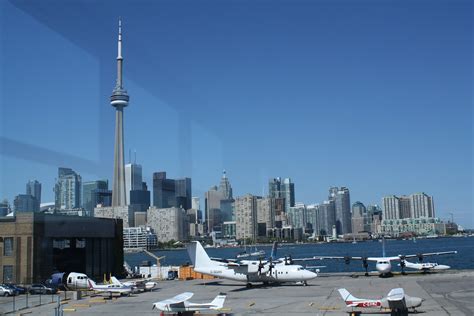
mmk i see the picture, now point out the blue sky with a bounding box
[0,0,472,227]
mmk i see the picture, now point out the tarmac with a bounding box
[3,270,474,316]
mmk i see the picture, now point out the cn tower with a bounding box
[110,18,129,207]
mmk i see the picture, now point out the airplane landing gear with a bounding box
[246,283,253,288]
[302,281,308,286]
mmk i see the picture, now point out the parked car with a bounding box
[8,284,27,295]
[1,284,20,295]
[0,285,15,296]
[28,284,57,295]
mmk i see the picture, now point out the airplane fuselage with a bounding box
[194,263,316,283]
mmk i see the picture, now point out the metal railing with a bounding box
[0,291,66,314]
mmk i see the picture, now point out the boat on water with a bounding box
[236,252,251,258]
[250,247,265,256]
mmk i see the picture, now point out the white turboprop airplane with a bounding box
[398,260,450,272]
[314,239,457,276]
[339,288,423,313]
[87,279,133,296]
[110,276,158,292]
[152,292,226,313]
[187,241,317,287]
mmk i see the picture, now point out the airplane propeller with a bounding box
[398,255,406,274]
[417,253,424,262]
[268,258,274,275]
[257,258,265,276]
[285,255,293,265]
[362,257,369,276]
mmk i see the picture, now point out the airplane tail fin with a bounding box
[338,288,360,302]
[87,279,97,289]
[270,241,278,260]
[381,236,386,257]
[210,293,226,309]
[187,241,216,268]
[110,276,122,286]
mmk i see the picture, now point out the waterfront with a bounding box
[125,236,474,272]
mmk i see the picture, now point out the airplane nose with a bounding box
[305,271,317,280]
[414,298,423,307]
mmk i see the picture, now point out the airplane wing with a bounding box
[312,256,366,261]
[158,292,194,305]
[401,251,457,259]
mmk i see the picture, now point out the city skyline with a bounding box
[0,1,472,227]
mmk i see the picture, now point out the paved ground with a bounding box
[3,270,474,315]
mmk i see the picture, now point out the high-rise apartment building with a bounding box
[382,195,400,220]
[54,167,82,210]
[305,204,319,232]
[26,180,41,211]
[287,203,306,229]
[410,192,434,218]
[399,196,411,219]
[256,197,275,233]
[268,177,295,212]
[318,200,336,236]
[382,192,434,221]
[234,195,258,241]
[147,206,188,242]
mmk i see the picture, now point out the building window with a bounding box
[3,237,13,256]
[3,265,13,283]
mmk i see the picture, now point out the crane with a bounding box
[142,249,166,279]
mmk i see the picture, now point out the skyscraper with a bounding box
[351,201,366,233]
[268,177,295,212]
[54,167,82,210]
[83,180,109,216]
[14,194,37,212]
[110,18,129,207]
[26,180,41,211]
[319,200,336,236]
[205,185,223,232]
[218,170,233,199]
[330,187,351,235]
[152,172,191,210]
[287,203,306,229]
[125,162,142,205]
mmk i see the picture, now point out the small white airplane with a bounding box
[110,276,158,292]
[339,288,423,313]
[398,260,450,272]
[314,238,457,276]
[87,279,133,296]
[152,292,226,313]
[187,241,317,287]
